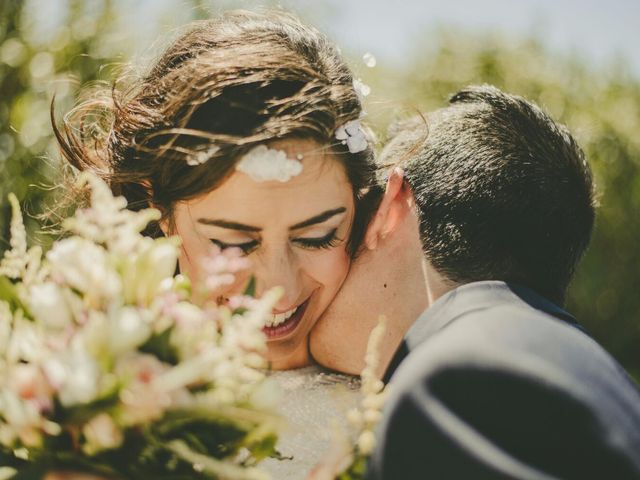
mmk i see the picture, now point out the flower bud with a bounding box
[82,413,123,454]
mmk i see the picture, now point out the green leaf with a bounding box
[0,276,30,317]
[337,454,368,480]
[139,327,179,365]
[243,276,256,298]
[53,384,120,425]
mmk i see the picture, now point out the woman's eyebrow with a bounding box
[289,207,346,230]
[197,218,261,232]
[197,207,346,232]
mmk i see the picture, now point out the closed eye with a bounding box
[210,229,340,254]
[293,228,340,250]
[210,239,258,254]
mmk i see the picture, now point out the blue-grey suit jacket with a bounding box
[366,281,640,479]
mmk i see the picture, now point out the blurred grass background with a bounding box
[1,0,639,377]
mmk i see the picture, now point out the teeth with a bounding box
[265,305,299,328]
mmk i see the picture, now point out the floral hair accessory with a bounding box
[353,79,371,104]
[363,52,377,68]
[236,145,303,182]
[335,119,368,154]
[187,145,221,166]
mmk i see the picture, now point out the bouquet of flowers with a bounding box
[0,174,282,480]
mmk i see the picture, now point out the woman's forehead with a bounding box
[182,142,354,226]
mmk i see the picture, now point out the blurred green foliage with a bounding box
[0,0,120,247]
[1,4,639,376]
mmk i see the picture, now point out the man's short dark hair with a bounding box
[381,85,595,304]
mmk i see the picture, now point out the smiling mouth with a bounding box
[262,298,310,339]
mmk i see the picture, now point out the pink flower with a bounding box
[199,245,250,294]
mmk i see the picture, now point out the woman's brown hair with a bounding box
[52,10,381,254]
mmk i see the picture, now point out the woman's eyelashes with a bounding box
[210,239,259,254]
[293,228,340,250]
[209,228,340,254]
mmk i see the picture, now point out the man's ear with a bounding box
[364,167,410,250]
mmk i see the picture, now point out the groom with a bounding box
[309,85,640,478]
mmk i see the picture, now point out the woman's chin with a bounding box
[266,347,311,370]
[263,295,321,369]
[265,332,314,370]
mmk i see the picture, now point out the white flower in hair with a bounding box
[353,78,371,104]
[236,145,303,182]
[187,145,220,166]
[363,52,377,68]
[335,119,368,154]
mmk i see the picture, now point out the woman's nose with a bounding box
[253,249,301,309]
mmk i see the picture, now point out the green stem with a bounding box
[166,440,270,480]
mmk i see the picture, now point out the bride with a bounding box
[55,10,382,370]
[51,10,423,478]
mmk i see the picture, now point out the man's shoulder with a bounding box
[388,281,640,419]
[396,300,634,397]
[375,300,640,479]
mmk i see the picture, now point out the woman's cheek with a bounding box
[227,269,252,296]
[304,246,351,294]
[177,234,210,282]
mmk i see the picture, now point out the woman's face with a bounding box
[169,139,355,369]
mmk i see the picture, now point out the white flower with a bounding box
[64,173,161,254]
[187,145,220,166]
[6,311,47,364]
[0,390,46,447]
[44,345,101,407]
[116,353,172,425]
[357,430,376,455]
[0,194,28,279]
[353,78,371,103]
[109,307,152,354]
[146,240,179,281]
[236,145,303,182]
[0,301,12,354]
[335,120,369,154]
[152,350,219,394]
[47,238,121,308]
[363,52,377,68]
[28,282,72,329]
[82,413,123,454]
[8,364,53,409]
[121,238,179,307]
[169,302,218,358]
[76,310,108,356]
[0,467,17,480]
[349,316,388,458]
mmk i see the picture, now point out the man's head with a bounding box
[310,84,595,376]
[382,85,595,304]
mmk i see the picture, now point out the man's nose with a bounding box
[253,248,302,309]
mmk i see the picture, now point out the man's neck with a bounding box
[422,258,459,306]
[376,257,458,377]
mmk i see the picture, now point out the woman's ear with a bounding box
[364,167,409,250]
[158,216,170,236]
[143,181,170,236]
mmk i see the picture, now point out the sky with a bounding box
[26,0,640,77]
[312,0,640,76]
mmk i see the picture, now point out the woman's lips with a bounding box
[262,298,310,339]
